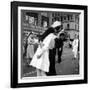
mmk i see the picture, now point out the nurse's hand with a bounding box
[37,54,42,59]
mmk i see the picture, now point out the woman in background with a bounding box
[72,34,79,60]
[26,33,35,65]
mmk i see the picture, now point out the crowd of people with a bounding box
[22,21,79,77]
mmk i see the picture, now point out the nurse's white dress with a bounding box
[30,33,56,72]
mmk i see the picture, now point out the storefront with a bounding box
[21,10,80,39]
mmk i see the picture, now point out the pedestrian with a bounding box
[26,33,35,65]
[23,37,28,59]
[72,34,79,60]
[55,33,66,63]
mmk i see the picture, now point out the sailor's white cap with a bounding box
[51,21,61,28]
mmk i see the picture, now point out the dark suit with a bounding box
[39,27,56,76]
[48,48,56,76]
[55,38,67,63]
[55,38,63,63]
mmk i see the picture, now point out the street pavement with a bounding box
[22,47,79,77]
[56,47,79,75]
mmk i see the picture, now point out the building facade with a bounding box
[21,10,80,39]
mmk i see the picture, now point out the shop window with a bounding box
[64,16,66,21]
[67,15,69,20]
[25,12,38,26]
[61,16,63,21]
[41,15,49,28]
[67,23,70,29]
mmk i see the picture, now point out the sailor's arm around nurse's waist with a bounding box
[37,34,55,56]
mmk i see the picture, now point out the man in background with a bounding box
[55,33,66,63]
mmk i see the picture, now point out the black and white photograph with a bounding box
[21,10,80,77]
[11,1,87,88]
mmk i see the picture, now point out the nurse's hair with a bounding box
[39,27,55,41]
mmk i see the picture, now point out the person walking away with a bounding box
[72,35,79,60]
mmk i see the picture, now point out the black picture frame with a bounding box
[11,1,88,88]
